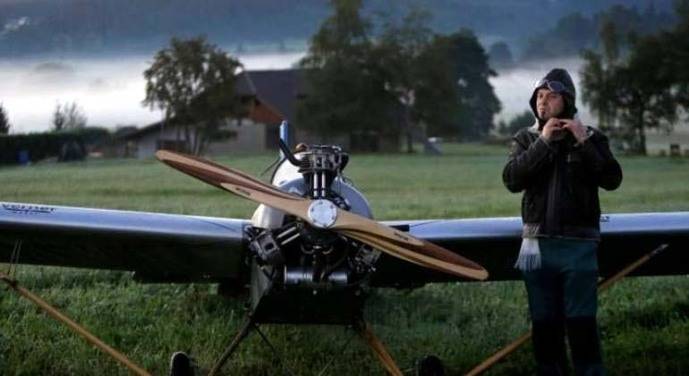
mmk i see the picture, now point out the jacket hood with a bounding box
[529,68,578,128]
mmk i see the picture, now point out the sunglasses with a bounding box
[534,79,569,94]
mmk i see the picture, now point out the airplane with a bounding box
[2,130,689,375]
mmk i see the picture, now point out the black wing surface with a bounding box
[372,212,689,287]
[0,202,249,283]
[3,203,686,287]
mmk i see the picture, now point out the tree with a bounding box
[592,5,643,43]
[427,30,501,140]
[409,34,458,138]
[619,35,677,155]
[298,0,396,147]
[666,0,689,112]
[582,1,689,155]
[52,104,66,131]
[581,19,620,133]
[0,103,10,135]
[52,101,87,131]
[488,41,513,70]
[299,1,500,148]
[582,29,678,155]
[143,36,244,155]
[376,7,438,152]
[523,12,595,60]
[522,5,672,62]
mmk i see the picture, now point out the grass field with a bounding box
[1,143,689,375]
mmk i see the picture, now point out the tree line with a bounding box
[297,0,500,151]
[0,101,90,136]
[520,4,675,63]
[2,0,669,59]
[0,104,9,135]
[5,0,686,157]
[493,0,689,155]
[141,0,501,155]
[487,3,676,70]
[580,0,689,155]
[141,0,689,156]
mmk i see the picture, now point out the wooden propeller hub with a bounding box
[307,199,338,228]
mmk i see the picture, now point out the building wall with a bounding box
[206,118,271,156]
[132,120,272,159]
[136,134,158,159]
[647,122,689,156]
[135,125,189,159]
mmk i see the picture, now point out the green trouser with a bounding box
[522,238,605,376]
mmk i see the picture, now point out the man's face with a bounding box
[535,88,564,120]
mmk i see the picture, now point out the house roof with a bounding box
[234,70,257,96]
[242,69,306,124]
[122,119,165,140]
[126,68,305,141]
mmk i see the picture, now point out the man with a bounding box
[502,68,622,375]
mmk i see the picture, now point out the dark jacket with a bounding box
[502,124,622,240]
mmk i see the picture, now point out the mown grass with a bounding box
[1,143,688,375]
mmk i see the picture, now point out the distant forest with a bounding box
[0,0,677,58]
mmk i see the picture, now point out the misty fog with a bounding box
[0,53,592,134]
[0,51,304,133]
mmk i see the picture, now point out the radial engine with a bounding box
[246,143,380,323]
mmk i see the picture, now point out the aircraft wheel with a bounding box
[169,351,195,376]
[415,354,445,376]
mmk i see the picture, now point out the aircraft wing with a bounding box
[0,202,249,283]
[3,202,687,288]
[372,212,689,287]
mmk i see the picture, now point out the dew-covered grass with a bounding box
[1,143,688,375]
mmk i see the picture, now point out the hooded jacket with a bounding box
[502,69,623,239]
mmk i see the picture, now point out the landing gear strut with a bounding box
[204,312,405,376]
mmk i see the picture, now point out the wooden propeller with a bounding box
[156,150,488,281]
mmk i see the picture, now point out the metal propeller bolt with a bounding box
[307,199,338,228]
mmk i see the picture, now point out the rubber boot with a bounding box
[169,351,195,376]
[532,319,568,376]
[416,355,445,376]
[566,317,605,376]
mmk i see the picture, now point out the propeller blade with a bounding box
[156,150,303,201]
[156,150,488,280]
[329,206,487,280]
[340,229,488,280]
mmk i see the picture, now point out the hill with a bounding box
[0,0,675,57]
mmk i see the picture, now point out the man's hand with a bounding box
[541,118,564,141]
[560,119,589,144]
